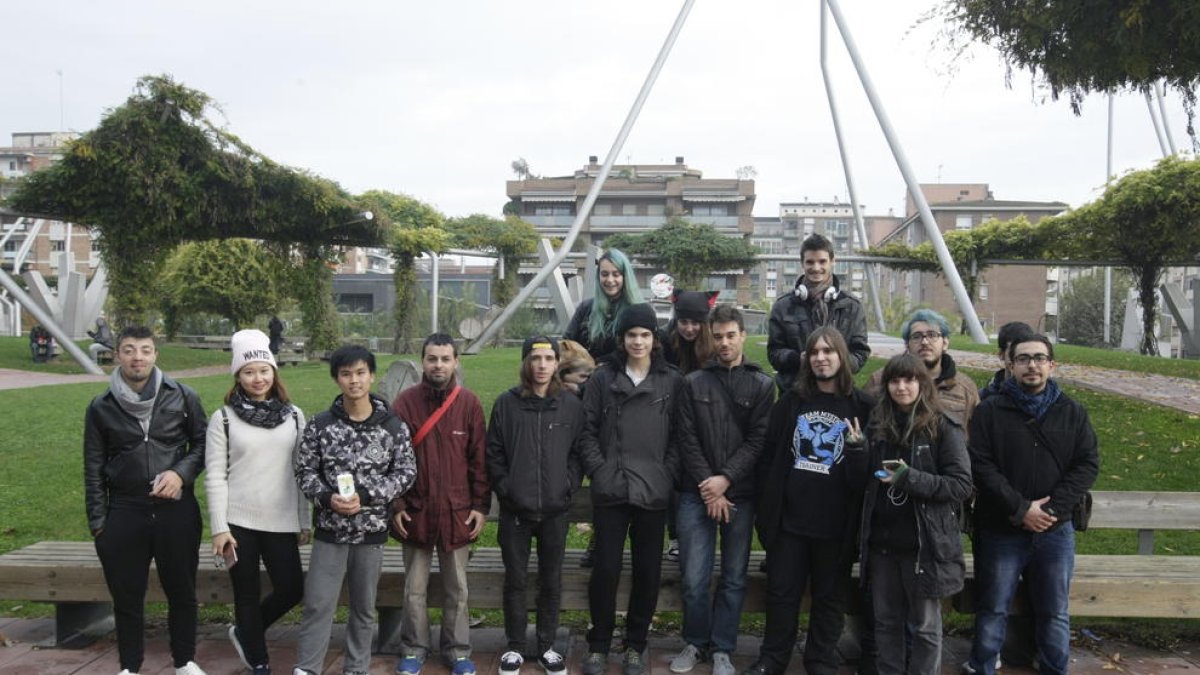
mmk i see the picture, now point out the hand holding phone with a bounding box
[214,542,238,570]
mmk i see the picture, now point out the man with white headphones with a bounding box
[767,234,870,393]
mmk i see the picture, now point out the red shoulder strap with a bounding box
[412,385,461,448]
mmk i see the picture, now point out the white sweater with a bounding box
[205,405,310,535]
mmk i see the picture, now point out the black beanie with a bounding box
[617,303,659,336]
[522,335,560,360]
[672,289,718,322]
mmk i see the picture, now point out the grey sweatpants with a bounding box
[294,538,384,674]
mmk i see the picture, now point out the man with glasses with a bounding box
[963,334,1099,675]
[978,321,1035,401]
[867,309,978,427]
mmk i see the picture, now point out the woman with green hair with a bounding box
[563,248,643,364]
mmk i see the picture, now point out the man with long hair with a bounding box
[486,336,585,675]
[745,326,873,675]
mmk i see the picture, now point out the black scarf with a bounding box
[229,389,292,428]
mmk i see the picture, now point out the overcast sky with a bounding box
[3,1,1192,220]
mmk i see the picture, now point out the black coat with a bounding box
[83,374,207,533]
[767,275,870,391]
[968,389,1100,533]
[485,387,585,520]
[563,298,619,363]
[859,415,972,598]
[677,359,775,501]
[579,355,683,510]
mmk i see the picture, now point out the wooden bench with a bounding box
[1,491,1197,651]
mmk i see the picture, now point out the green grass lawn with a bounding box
[1,338,1197,637]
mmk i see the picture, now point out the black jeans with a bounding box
[497,508,570,654]
[94,495,202,672]
[760,531,848,675]
[586,504,667,654]
[227,524,304,666]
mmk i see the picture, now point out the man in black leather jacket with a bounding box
[83,326,209,675]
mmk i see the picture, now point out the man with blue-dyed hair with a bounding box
[867,308,978,428]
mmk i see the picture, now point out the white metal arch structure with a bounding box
[466,0,994,353]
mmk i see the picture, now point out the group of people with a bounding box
[82,234,1098,675]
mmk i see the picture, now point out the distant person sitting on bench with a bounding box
[88,317,115,363]
[30,324,54,363]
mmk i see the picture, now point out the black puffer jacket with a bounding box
[767,275,870,391]
[83,374,207,534]
[859,415,972,598]
[677,359,775,501]
[579,355,683,510]
[486,387,585,520]
[968,390,1099,533]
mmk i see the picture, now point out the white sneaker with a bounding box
[711,652,735,675]
[175,662,208,675]
[118,670,140,675]
[499,650,524,675]
[670,644,701,673]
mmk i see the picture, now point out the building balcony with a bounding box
[524,215,577,230]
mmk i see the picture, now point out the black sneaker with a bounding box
[581,652,607,675]
[580,538,596,568]
[538,649,566,675]
[622,648,645,675]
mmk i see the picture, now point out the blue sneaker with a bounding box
[451,658,477,675]
[396,655,425,675]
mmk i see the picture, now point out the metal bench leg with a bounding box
[52,601,114,649]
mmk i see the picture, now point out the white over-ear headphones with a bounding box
[794,281,839,302]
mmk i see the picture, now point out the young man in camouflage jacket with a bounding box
[292,345,417,675]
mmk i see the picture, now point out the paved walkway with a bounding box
[2,617,1195,675]
[869,335,1200,416]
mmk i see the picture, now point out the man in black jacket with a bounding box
[964,334,1099,675]
[486,336,584,675]
[670,305,774,675]
[83,326,209,675]
[768,234,870,393]
[579,303,684,675]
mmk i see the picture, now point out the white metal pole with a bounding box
[431,251,439,334]
[823,0,987,343]
[819,0,886,332]
[466,0,696,354]
[1155,81,1178,155]
[1145,91,1170,157]
[1104,94,1114,345]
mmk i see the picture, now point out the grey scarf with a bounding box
[110,367,161,433]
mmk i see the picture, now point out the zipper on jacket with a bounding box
[536,408,543,516]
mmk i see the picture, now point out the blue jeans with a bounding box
[969,523,1075,675]
[677,490,755,655]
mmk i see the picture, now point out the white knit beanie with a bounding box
[230,329,277,374]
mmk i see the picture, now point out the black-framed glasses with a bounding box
[1013,353,1051,366]
[907,331,944,344]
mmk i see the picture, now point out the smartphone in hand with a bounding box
[214,543,238,570]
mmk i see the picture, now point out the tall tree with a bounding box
[1040,155,1200,355]
[6,74,380,330]
[935,0,1200,136]
[606,216,760,290]
[358,190,448,354]
[159,238,283,337]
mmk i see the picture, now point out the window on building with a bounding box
[534,204,572,216]
[91,240,101,251]
[335,293,374,314]
[622,204,637,216]
[692,204,729,217]
[955,215,973,230]
[594,203,612,216]
[647,204,665,216]
[2,240,15,252]
[7,161,14,171]
[51,241,66,252]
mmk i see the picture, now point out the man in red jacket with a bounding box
[391,333,490,675]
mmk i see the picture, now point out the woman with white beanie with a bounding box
[205,329,309,675]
